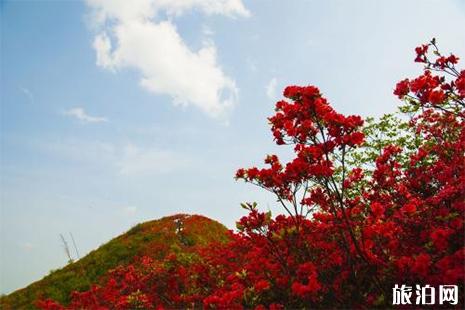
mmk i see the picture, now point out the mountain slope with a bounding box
[0,214,229,309]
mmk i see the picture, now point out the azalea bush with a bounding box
[38,40,464,309]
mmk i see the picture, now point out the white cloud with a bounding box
[117,144,189,176]
[86,0,249,21]
[93,33,114,69]
[265,77,278,100]
[153,0,250,17]
[64,107,108,123]
[86,0,249,119]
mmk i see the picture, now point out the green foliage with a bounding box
[348,113,421,170]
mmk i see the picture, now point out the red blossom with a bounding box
[428,89,445,104]
[394,79,410,98]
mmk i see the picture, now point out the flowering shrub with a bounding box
[37,40,464,309]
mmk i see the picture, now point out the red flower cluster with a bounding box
[394,39,465,119]
[38,41,465,309]
[236,85,364,216]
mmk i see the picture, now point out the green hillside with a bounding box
[0,214,229,309]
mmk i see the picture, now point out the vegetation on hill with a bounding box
[0,214,229,309]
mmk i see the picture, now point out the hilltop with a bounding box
[0,214,229,309]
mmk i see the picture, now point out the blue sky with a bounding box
[1,0,464,294]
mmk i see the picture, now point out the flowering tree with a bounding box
[232,39,464,307]
[38,40,464,309]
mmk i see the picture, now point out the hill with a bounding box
[0,214,229,309]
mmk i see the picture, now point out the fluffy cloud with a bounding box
[64,107,108,123]
[152,0,250,17]
[86,0,249,118]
